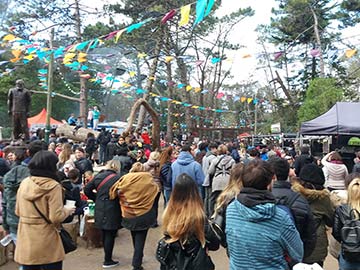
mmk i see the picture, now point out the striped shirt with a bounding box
[226,200,303,270]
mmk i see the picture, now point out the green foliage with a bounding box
[336,0,360,28]
[298,77,344,125]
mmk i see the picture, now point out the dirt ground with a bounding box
[3,193,338,270]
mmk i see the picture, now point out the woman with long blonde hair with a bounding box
[158,173,219,270]
[57,143,74,170]
[333,177,360,270]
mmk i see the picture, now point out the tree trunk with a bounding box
[56,123,99,142]
[125,99,160,150]
[137,34,164,130]
[165,61,174,143]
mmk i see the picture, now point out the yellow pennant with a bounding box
[23,54,35,60]
[186,85,192,91]
[165,56,174,63]
[115,29,126,43]
[137,52,147,58]
[179,4,191,27]
[247,98,253,104]
[345,49,357,58]
[194,87,201,93]
[11,50,22,58]
[129,71,136,77]
[3,34,17,41]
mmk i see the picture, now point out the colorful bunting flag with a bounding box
[179,4,191,26]
[345,49,357,58]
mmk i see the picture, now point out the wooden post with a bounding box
[45,28,54,143]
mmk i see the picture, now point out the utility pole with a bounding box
[74,0,88,127]
[310,6,325,77]
[254,102,258,135]
[45,28,55,143]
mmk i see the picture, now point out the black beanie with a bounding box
[299,163,325,186]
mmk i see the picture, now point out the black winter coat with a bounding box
[294,154,314,176]
[272,181,317,258]
[112,155,134,174]
[84,170,124,230]
[332,204,353,243]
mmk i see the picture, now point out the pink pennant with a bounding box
[105,31,119,40]
[161,9,177,24]
[216,92,225,99]
[104,65,111,71]
[98,72,106,78]
[274,51,283,61]
[195,60,204,66]
[310,48,320,57]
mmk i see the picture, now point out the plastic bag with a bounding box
[79,214,86,237]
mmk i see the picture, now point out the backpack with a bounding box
[341,209,360,262]
[276,192,301,224]
[156,236,214,270]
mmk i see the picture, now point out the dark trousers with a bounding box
[99,144,107,164]
[22,261,62,270]
[12,112,29,140]
[204,186,212,217]
[209,190,222,217]
[131,229,148,268]
[102,229,117,263]
[153,192,161,226]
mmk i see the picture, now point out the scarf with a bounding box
[237,187,276,207]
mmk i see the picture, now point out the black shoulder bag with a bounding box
[32,201,77,254]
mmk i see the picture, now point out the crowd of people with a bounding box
[1,129,360,270]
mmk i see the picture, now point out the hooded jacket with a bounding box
[171,151,205,188]
[292,183,334,264]
[226,189,303,270]
[208,155,235,192]
[14,176,68,265]
[2,162,30,234]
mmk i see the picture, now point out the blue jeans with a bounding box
[339,252,360,270]
[22,261,63,270]
[163,189,171,207]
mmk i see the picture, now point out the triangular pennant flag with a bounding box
[247,97,253,104]
[115,29,126,43]
[137,52,147,58]
[240,97,246,102]
[186,85,192,91]
[165,56,174,63]
[179,4,191,26]
[274,51,283,61]
[194,0,207,26]
[161,9,176,24]
[75,41,90,51]
[211,57,221,64]
[345,49,357,58]
[129,71,136,77]
[205,0,215,16]
[216,92,225,99]
[12,50,22,58]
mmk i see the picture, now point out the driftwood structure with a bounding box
[124,98,160,150]
[56,122,99,142]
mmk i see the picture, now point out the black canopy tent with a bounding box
[300,102,360,136]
